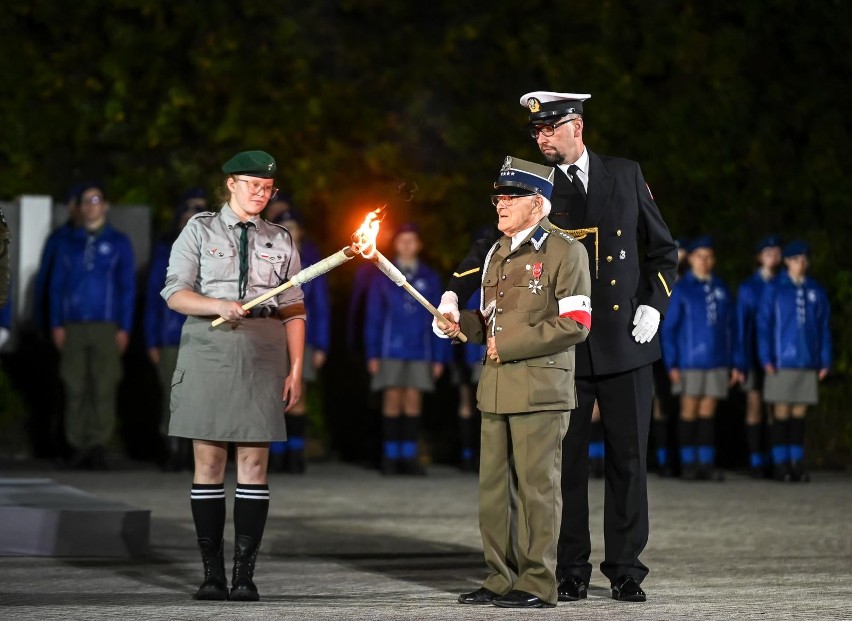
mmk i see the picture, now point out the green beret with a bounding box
[222,150,277,178]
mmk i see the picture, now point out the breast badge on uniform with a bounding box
[619,249,626,260]
[529,262,543,295]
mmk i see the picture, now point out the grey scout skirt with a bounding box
[169,316,289,442]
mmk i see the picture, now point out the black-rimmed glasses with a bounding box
[529,118,574,139]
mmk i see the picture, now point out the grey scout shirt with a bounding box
[161,203,305,321]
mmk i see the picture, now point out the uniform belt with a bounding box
[246,306,279,318]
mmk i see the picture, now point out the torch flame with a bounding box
[351,206,386,259]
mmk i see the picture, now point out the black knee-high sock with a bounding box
[788,417,806,463]
[746,423,763,467]
[191,483,226,543]
[695,418,716,465]
[285,414,307,452]
[654,419,669,466]
[678,419,696,465]
[233,484,270,545]
[400,415,420,461]
[459,416,474,460]
[770,418,790,464]
[382,416,402,461]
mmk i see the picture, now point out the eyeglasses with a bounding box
[491,194,536,207]
[236,178,278,198]
[529,117,574,139]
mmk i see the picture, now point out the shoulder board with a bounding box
[190,211,216,221]
[546,224,576,243]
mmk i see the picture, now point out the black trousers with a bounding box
[557,365,653,585]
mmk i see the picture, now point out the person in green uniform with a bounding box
[439,156,591,608]
[162,151,306,602]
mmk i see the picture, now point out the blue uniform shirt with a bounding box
[364,259,451,364]
[662,271,734,370]
[757,272,832,371]
[734,270,776,372]
[34,221,76,331]
[49,224,136,332]
[144,238,187,349]
[300,240,331,353]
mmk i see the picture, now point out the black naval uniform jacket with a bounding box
[450,149,677,377]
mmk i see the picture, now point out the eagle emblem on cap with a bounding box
[527,97,541,113]
[501,156,512,171]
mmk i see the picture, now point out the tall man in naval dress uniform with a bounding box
[436,92,677,603]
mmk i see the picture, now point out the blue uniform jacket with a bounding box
[49,224,136,332]
[661,271,734,370]
[34,222,76,332]
[364,260,451,363]
[144,238,187,349]
[757,272,832,371]
[734,270,776,372]
[300,240,331,353]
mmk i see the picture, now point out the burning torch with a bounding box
[210,207,386,327]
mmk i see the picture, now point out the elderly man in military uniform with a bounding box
[439,156,591,608]
[437,92,677,603]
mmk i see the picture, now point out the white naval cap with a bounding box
[520,91,591,122]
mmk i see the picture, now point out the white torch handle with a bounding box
[211,246,356,327]
[372,251,467,343]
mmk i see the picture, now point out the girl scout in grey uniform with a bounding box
[161,150,306,602]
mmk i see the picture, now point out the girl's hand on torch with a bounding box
[216,300,248,322]
[368,358,380,375]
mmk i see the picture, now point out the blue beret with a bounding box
[494,156,555,199]
[222,150,276,178]
[273,205,304,226]
[395,222,421,237]
[783,240,810,258]
[755,235,782,253]
[687,235,714,253]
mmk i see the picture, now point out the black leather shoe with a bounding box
[493,590,555,608]
[790,461,810,483]
[772,463,792,482]
[193,538,228,600]
[611,574,646,602]
[229,535,260,601]
[558,575,588,601]
[457,587,498,604]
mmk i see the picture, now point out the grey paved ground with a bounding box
[0,461,850,620]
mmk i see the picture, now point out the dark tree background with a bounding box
[1,1,849,464]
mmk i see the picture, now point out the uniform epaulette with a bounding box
[547,224,576,244]
[190,211,216,220]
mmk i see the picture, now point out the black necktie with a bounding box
[236,221,255,300]
[567,164,587,201]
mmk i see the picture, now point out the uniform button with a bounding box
[607,256,613,262]
[617,229,622,236]
[547,360,555,365]
[499,291,504,297]
[497,308,503,314]
[496,326,503,332]
[501,275,507,280]
[613,304,620,311]
[505,258,511,263]
[610,279,616,286]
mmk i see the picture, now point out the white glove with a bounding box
[632,305,661,344]
[432,291,460,339]
[0,327,9,349]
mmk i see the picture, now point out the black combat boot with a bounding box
[229,535,260,601]
[193,538,228,600]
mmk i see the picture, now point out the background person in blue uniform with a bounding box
[49,183,136,469]
[757,240,831,483]
[734,235,782,477]
[661,236,738,481]
[266,202,331,474]
[365,222,450,475]
[438,91,678,603]
[145,189,208,471]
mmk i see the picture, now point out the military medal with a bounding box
[529,262,543,294]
